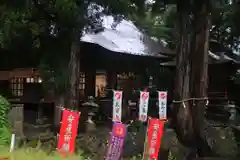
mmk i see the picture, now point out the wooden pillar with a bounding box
[85,70,96,98]
[106,71,117,89]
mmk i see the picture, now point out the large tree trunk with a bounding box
[53,40,81,128]
[173,0,213,158]
[67,41,81,109]
[190,1,212,156]
[172,0,195,147]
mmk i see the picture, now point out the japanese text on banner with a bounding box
[57,109,80,154]
[139,91,149,122]
[112,91,123,122]
[146,119,165,159]
[105,123,127,160]
[158,91,167,120]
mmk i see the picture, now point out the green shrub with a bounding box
[0,146,87,160]
[0,95,11,145]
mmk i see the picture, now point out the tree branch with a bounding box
[31,0,57,21]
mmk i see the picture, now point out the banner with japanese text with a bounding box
[105,122,127,160]
[139,91,149,122]
[57,109,80,154]
[142,118,165,160]
[158,91,167,120]
[112,90,123,122]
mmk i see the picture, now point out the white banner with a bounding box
[139,91,149,122]
[158,91,167,120]
[112,90,123,122]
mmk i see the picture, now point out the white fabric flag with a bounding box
[139,91,149,122]
[112,90,123,122]
[158,91,167,120]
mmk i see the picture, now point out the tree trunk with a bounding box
[172,0,195,147]
[173,0,213,158]
[67,41,80,109]
[190,1,212,156]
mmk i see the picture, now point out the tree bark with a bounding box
[172,0,195,147]
[190,1,212,156]
[173,0,213,158]
[67,41,80,109]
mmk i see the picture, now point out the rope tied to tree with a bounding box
[173,97,209,107]
[173,97,208,103]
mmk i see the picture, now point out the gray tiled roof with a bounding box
[81,16,171,58]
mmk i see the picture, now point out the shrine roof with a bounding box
[81,16,172,58]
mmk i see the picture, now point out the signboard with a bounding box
[139,91,149,122]
[112,90,123,122]
[57,109,80,154]
[143,119,165,160]
[105,122,127,160]
[158,91,167,120]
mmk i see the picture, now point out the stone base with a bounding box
[85,122,96,132]
[13,121,24,137]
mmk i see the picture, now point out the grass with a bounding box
[0,146,86,160]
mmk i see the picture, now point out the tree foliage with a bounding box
[0,95,11,145]
[211,3,240,52]
[1,1,239,58]
[153,1,240,52]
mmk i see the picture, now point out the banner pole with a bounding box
[142,118,150,160]
[9,133,15,152]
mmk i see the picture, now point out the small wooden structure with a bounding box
[0,68,54,139]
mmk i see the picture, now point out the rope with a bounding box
[106,116,136,127]
[173,97,208,103]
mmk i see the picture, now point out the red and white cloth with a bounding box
[112,90,123,122]
[158,91,167,120]
[139,91,149,122]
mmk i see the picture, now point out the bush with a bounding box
[0,95,11,145]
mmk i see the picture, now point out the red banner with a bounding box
[57,109,80,154]
[146,119,165,159]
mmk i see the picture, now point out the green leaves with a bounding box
[210,2,240,51]
[134,1,240,52]
[0,126,11,145]
[128,3,176,49]
[38,62,70,96]
[0,1,48,49]
[0,95,11,145]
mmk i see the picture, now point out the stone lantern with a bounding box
[81,96,99,132]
